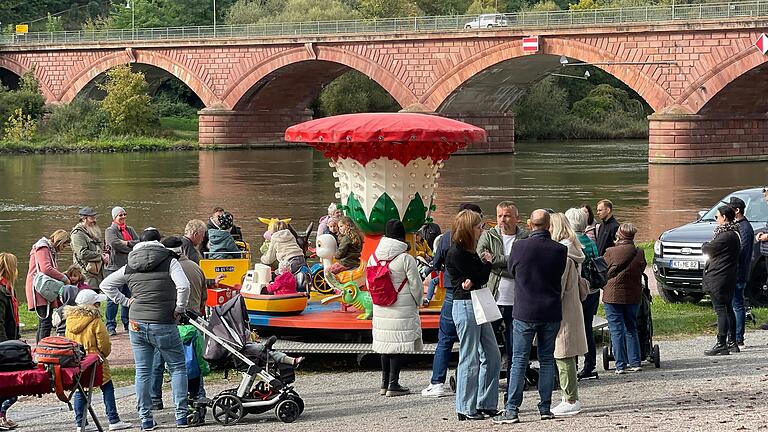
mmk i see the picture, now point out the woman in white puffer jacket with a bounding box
[369,219,423,397]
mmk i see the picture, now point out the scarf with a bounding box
[0,278,19,325]
[116,222,133,241]
[713,221,739,238]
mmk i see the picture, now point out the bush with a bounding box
[99,65,157,136]
[3,108,37,141]
[0,70,45,136]
[315,70,400,117]
[43,99,109,140]
[153,94,199,118]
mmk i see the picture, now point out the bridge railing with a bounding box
[1,0,767,46]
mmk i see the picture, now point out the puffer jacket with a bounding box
[602,241,647,304]
[260,230,304,269]
[65,305,112,382]
[368,237,423,354]
[554,240,587,359]
[207,229,240,260]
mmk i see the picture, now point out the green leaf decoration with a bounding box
[401,192,428,232]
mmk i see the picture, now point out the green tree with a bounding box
[569,0,599,10]
[513,76,569,139]
[110,0,237,29]
[314,70,400,116]
[45,12,64,32]
[571,83,643,123]
[357,0,422,18]
[0,69,45,137]
[225,0,357,24]
[98,65,156,135]
[225,0,285,24]
[466,0,498,14]
[526,0,560,11]
[3,108,38,141]
[415,0,471,15]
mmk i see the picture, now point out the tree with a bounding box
[314,70,400,116]
[357,0,422,18]
[98,65,156,135]
[415,0,471,15]
[109,0,237,29]
[569,0,599,10]
[466,0,498,14]
[225,0,357,24]
[225,0,285,24]
[512,76,569,139]
[526,0,561,11]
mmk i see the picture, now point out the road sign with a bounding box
[522,36,539,53]
[756,33,768,55]
[15,24,28,34]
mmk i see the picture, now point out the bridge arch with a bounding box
[222,46,417,110]
[421,37,672,113]
[0,57,55,100]
[676,47,768,115]
[58,49,219,106]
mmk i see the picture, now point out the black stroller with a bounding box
[602,273,661,370]
[185,294,304,425]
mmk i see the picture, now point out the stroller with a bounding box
[184,294,304,425]
[602,273,661,370]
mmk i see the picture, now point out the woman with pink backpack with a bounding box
[368,220,423,397]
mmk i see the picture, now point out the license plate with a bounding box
[670,260,699,270]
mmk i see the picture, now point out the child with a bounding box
[52,285,80,336]
[248,332,304,367]
[318,203,343,236]
[178,324,209,404]
[208,212,241,259]
[65,290,132,432]
[326,218,340,240]
[413,231,433,260]
[265,270,298,296]
[65,265,89,290]
[0,253,20,430]
[329,216,363,274]
[260,221,306,274]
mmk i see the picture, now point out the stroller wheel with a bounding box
[602,346,610,371]
[275,399,301,423]
[449,373,456,393]
[288,395,305,415]
[652,345,661,368]
[212,395,244,426]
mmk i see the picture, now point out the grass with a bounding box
[598,300,768,339]
[0,136,197,153]
[159,116,199,140]
[636,241,654,264]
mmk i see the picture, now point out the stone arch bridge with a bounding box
[2,17,768,163]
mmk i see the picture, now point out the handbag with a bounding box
[33,258,64,303]
[471,287,502,325]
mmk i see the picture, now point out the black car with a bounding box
[652,187,768,306]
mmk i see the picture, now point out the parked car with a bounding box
[464,14,509,29]
[652,187,768,306]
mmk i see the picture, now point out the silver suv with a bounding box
[464,14,509,29]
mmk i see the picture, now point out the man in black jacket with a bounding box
[595,199,620,256]
[730,197,754,347]
[493,210,567,424]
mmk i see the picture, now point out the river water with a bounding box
[1,140,766,296]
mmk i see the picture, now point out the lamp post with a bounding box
[125,0,135,40]
[213,0,217,37]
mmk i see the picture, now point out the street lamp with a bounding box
[125,0,135,40]
[213,0,217,37]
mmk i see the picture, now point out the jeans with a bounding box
[35,305,53,343]
[106,284,131,332]
[713,300,737,342]
[452,299,501,415]
[580,292,600,373]
[74,380,119,426]
[129,322,188,423]
[426,276,439,301]
[733,281,747,343]
[604,303,641,371]
[430,289,458,385]
[153,349,206,404]
[506,320,560,415]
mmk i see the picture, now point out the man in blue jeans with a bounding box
[730,197,753,349]
[493,210,567,424]
[101,228,191,431]
[421,203,482,398]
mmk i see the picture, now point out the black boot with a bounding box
[386,383,410,397]
[727,336,740,353]
[704,335,730,356]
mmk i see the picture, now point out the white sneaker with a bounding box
[615,369,626,375]
[420,383,446,398]
[628,366,643,372]
[551,400,582,417]
[76,425,98,432]
[109,421,133,431]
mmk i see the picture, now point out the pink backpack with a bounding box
[367,253,408,306]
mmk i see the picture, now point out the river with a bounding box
[1,140,766,296]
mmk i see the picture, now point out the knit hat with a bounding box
[218,212,234,231]
[75,289,107,306]
[385,219,406,243]
[161,236,183,254]
[617,225,636,241]
[140,227,162,242]
[459,203,482,215]
[112,206,126,220]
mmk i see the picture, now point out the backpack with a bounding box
[583,256,608,290]
[0,340,35,372]
[33,336,85,367]
[367,253,408,306]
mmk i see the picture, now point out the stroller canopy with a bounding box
[203,294,251,363]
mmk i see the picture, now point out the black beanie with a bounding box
[459,203,482,215]
[385,219,406,242]
[161,236,183,249]
[140,227,162,242]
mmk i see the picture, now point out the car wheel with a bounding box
[464,25,472,29]
[657,286,687,303]
[486,24,493,28]
[685,292,705,303]
[746,257,768,307]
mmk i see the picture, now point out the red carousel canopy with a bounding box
[284,112,486,166]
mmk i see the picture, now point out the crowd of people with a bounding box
[0,187,764,430]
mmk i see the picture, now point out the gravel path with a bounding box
[13,330,768,432]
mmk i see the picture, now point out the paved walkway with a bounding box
[13,330,768,431]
